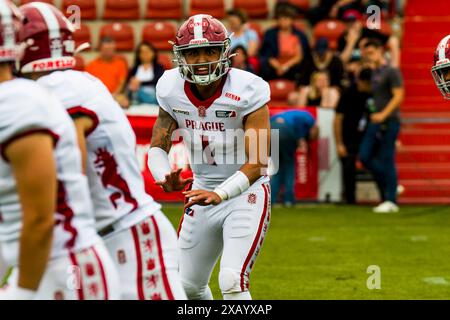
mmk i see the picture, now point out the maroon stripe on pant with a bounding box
[240,183,269,291]
[150,215,175,300]
[131,225,145,300]
[92,247,109,300]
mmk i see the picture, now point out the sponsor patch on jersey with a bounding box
[185,207,195,217]
[173,108,190,115]
[216,110,237,118]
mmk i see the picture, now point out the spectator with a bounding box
[270,110,319,207]
[358,39,404,213]
[298,37,345,88]
[259,3,311,82]
[330,1,363,20]
[231,45,255,73]
[337,11,400,68]
[289,70,340,108]
[334,67,372,204]
[226,9,259,58]
[86,37,128,96]
[125,42,165,106]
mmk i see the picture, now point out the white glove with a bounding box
[0,284,36,300]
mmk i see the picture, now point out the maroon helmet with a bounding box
[18,2,77,73]
[0,0,23,63]
[173,14,232,85]
[432,35,450,99]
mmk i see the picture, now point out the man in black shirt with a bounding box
[334,68,372,203]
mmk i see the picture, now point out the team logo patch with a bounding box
[248,193,257,204]
[216,110,237,118]
[198,106,207,118]
[117,249,127,264]
[173,108,190,115]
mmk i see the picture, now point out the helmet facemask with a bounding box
[432,62,450,100]
[174,39,232,86]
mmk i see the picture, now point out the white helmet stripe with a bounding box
[193,14,204,40]
[438,35,450,61]
[30,2,62,57]
[0,0,13,47]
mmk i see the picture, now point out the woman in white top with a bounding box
[125,42,165,106]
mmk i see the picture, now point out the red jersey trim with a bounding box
[67,106,100,136]
[183,74,228,110]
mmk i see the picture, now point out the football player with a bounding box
[148,14,271,300]
[17,2,186,300]
[0,0,120,300]
[432,35,450,99]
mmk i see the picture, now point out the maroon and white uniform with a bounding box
[156,67,271,299]
[0,78,120,299]
[37,70,186,300]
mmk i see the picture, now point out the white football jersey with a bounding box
[156,68,271,190]
[37,70,161,230]
[0,78,99,266]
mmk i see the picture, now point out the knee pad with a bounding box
[182,280,211,300]
[219,268,242,294]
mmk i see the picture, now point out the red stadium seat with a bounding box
[142,22,176,51]
[99,23,135,51]
[72,23,91,50]
[73,55,85,71]
[233,0,269,19]
[269,79,296,105]
[20,0,54,4]
[313,19,347,50]
[190,0,225,19]
[158,53,174,70]
[62,0,97,20]
[103,0,140,20]
[145,0,183,19]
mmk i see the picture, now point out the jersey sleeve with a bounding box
[0,103,53,161]
[242,76,271,117]
[155,73,177,120]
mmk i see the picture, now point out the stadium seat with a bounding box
[103,0,140,20]
[62,0,97,20]
[73,55,85,71]
[269,79,296,105]
[142,22,176,51]
[99,23,135,51]
[313,19,347,50]
[145,0,183,19]
[20,0,54,4]
[233,0,269,19]
[72,23,92,50]
[189,0,225,19]
[158,53,175,70]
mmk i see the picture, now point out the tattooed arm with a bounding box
[150,108,178,152]
[148,108,192,192]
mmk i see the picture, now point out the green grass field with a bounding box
[163,204,450,300]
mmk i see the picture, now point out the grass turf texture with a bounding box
[163,204,450,300]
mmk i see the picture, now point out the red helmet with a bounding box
[0,0,23,63]
[173,14,232,86]
[18,2,77,74]
[432,35,450,99]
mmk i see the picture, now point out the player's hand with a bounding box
[370,112,387,124]
[337,144,348,157]
[156,168,193,192]
[183,189,222,209]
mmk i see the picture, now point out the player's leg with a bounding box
[178,205,223,300]
[219,182,271,300]
[29,240,121,300]
[104,212,186,300]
